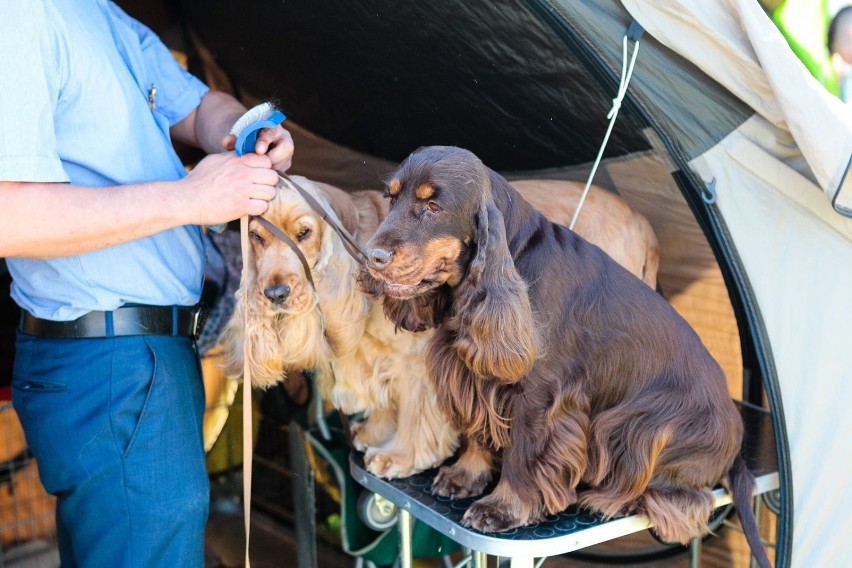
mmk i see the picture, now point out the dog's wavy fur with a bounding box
[218,177,458,478]
[509,179,658,289]
[361,146,770,568]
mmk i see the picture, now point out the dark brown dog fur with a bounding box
[359,146,770,568]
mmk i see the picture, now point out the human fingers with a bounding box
[248,183,277,203]
[243,183,280,216]
[254,125,289,154]
[238,152,273,169]
[256,127,294,172]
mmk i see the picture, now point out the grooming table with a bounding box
[350,401,779,568]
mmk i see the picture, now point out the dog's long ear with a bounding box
[451,193,535,383]
[217,247,287,388]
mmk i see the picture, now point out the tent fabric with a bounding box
[537,0,753,163]
[620,0,852,213]
[178,0,663,170]
[690,117,852,566]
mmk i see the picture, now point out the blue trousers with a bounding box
[12,333,209,567]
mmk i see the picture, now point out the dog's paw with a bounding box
[431,463,491,499]
[350,422,370,452]
[364,451,416,480]
[461,500,523,533]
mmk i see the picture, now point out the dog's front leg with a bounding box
[461,382,589,532]
[364,371,460,479]
[351,407,397,451]
[431,437,495,499]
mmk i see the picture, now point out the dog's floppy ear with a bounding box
[217,246,287,388]
[451,191,535,383]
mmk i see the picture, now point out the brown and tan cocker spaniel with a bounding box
[360,146,769,567]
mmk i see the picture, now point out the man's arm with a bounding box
[171,91,294,172]
[0,152,277,259]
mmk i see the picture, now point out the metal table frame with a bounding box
[350,401,778,568]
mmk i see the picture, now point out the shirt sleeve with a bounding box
[107,2,210,127]
[0,1,69,183]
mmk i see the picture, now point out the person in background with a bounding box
[769,0,841,96]
[828,5,852,101]
[0,1,293,566]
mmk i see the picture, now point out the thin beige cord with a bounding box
[240,215,253,567]
[570,34,640,230]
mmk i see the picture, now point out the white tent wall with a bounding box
[690,116,852,566]
[621,0,852,215]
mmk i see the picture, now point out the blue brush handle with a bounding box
[234,110,286,157]
[208,110,287,233]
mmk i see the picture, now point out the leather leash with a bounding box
[251,175,373,291]
[252,215,315,290]
[278,174,370,267]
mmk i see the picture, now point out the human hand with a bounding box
[222,124,294,173]
[178,152,279,226]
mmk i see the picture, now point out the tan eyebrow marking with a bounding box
[415,183,435,200]
[388,178,401,196]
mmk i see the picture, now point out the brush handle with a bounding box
[234,110,286,157]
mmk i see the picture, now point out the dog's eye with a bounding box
[427,201,442,213]
[249,230,264,245]
[296,227,311,241]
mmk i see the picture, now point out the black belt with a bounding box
[18,304,208,340]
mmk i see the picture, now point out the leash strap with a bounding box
[278,174,369,265]
[240,215,254,568]
[252,215,316,290]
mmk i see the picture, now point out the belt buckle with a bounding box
[190,304,209,340]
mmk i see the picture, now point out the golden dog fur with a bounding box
[219,177,457,478]
[510,179,658,289]
[220,175,660,479]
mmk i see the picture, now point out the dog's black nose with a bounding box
[264,284,291,304]
[366,248,392,270]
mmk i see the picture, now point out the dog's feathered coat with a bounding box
[361,146,769,568]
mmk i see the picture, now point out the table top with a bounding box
[350,400,779,558]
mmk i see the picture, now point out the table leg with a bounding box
[399,509,413,568]
[689,536,702,568]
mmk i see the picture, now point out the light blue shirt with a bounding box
[0,0,210,320]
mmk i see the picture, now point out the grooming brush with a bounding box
[230,101,287,157]
[207,102,287,233]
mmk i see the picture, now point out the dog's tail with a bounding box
[729,454,772,568]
